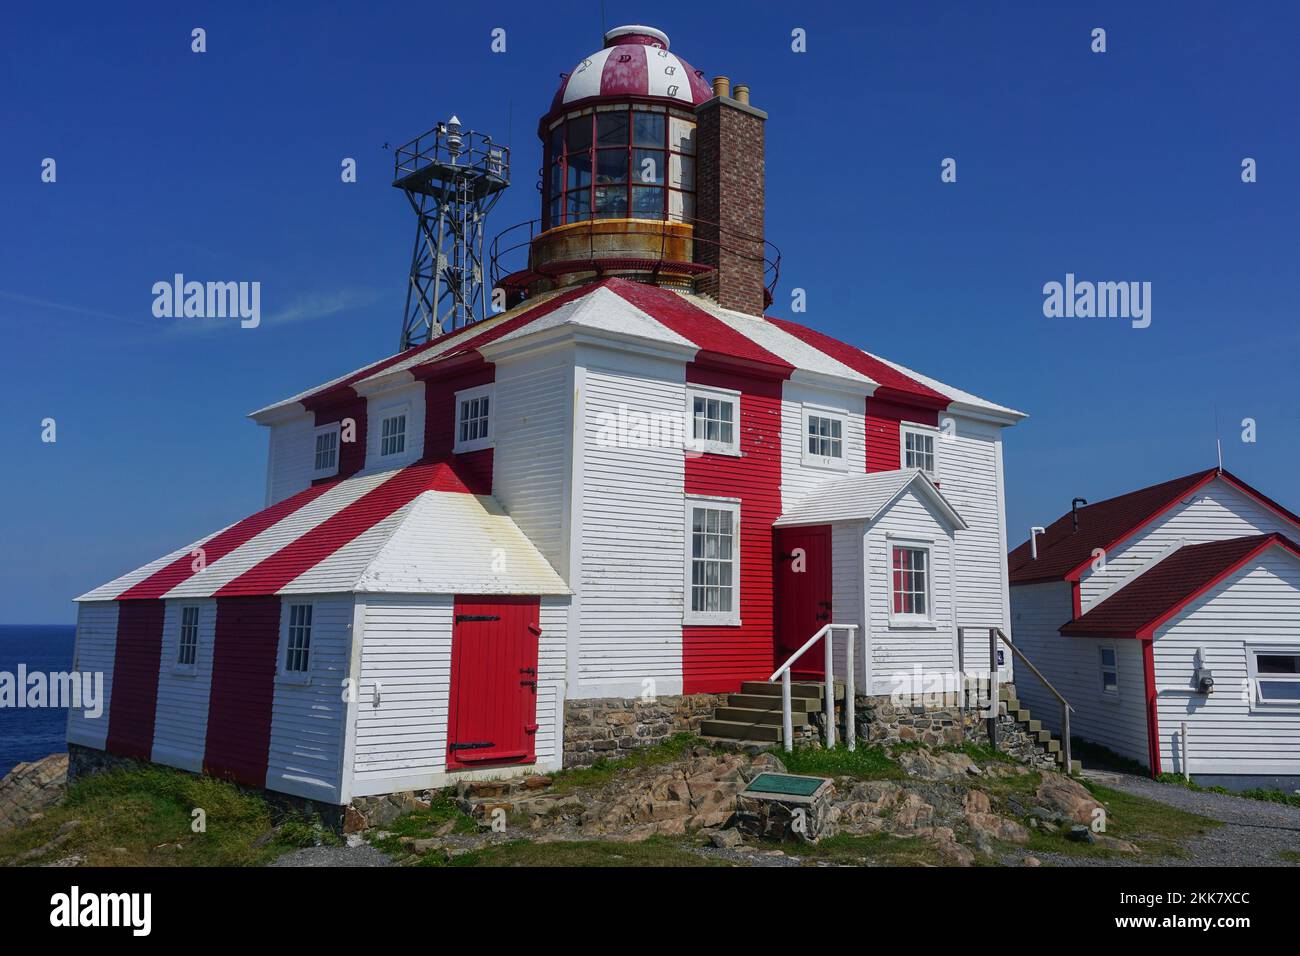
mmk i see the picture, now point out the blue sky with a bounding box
[3,1,1298,623]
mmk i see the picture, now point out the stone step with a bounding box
[1034,729,1053,744]
[1025,719,1042,734]
[1012,709,1031,722]
[715,706,807,726]
[728,693,816,713]
[739,680,823,700]
[1043,738,1060,754]
[700,719,783,742]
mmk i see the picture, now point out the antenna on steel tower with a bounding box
[392,116,510,349]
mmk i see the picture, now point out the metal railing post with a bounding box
[824,630,835,749]
[781,671,793,753]
[845,626,856,752]
[1063,702,1073,775]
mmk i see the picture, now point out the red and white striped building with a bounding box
[70,26,1025,804]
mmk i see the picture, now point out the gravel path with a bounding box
[269,836,395,867]
[1032,769,1300,867]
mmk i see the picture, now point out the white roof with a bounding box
[775,469,968,530]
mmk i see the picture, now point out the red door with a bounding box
[446,596,541,770]
[773,525,832,679]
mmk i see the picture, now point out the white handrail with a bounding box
[767,623,858,753]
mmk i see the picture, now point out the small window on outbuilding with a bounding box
[1099,645,1119,696]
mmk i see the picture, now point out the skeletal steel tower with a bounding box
[392,117,510,349]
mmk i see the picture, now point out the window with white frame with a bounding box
[454,384,494,453]
[686,386,739,455]
[890,543,931,622]
[802,406,848,470]
[379,409,407,458]
[684,499,741,625]
[1099,645,1119,696]
[284,604,313,675]
[312,423,340,479]
[1249,648,1300,705]
[177,606,200,669]
[901,424,937,475]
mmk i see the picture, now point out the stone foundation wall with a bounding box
[67,742,141,782]
[563,693,725,768]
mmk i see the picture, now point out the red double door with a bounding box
[773,525,833,679]
[446,596,541,771]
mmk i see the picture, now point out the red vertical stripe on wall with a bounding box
[105,600,166,760]
[865,397,939,473]
[682,366,786,693]
[312,395,368,482]
[419,359,496,494]
[203,596,281,787]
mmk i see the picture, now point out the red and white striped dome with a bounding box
[548,25,714,117]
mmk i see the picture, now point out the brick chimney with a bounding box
[694,78,767,316]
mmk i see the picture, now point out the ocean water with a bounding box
[0,625,75,778]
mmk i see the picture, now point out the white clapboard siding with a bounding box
[66,601,119,749]
[265,595,353,802]
[1009,581,1150,764]
[347,594,567,796]
[831,521,867,686]
[1080,477,1300,612]
[363,380,426,473]
[1153,548,1300,776]
[575,356,686,697]
[940,415,1012,677]
[492,350,575,573]
[779,381,867,507]
[266,413,316,506]
[864,487,958,695]
[150,598,216,773]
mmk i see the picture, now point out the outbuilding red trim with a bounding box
[1142,638,1161,776]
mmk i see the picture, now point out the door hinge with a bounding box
[449,741,495,751]
[456,614,501,623]
[520,679,538,690]
[520,667,536,676]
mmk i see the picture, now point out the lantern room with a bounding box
[493,25,777,317]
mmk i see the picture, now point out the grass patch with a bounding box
[546,733,707,793]
[366,791,478,857]
[1022,782,1218,861]
[942,741,1020,766]
[776,744,903,781]
[1156,773,1300,809]
[440,836,726,867]
[1276,849,1300,864]
[0,764,330,867]
[782,831,944,867]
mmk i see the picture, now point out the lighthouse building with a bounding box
[69,26,1026,807]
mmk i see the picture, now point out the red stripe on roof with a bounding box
[607,279,794,374]
[1060,533,1300,638]
[762,315,950,407]
[215,462,466,597]
[117,481,335,601]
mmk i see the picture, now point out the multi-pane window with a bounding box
[1253,650,1300,704]
[1099,646,1119,695]
[380,412,406,457]
[545,107,697,227]
[285,604,312,674]
[686,502,739,622]
[807,414,843,459]
[178,606,199,668]
[903,427,936,474]
[454,386,494,452]
[459,396,490,444]
[688,387,737,454]
[314,426,338,475]
[891,546,929,618]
